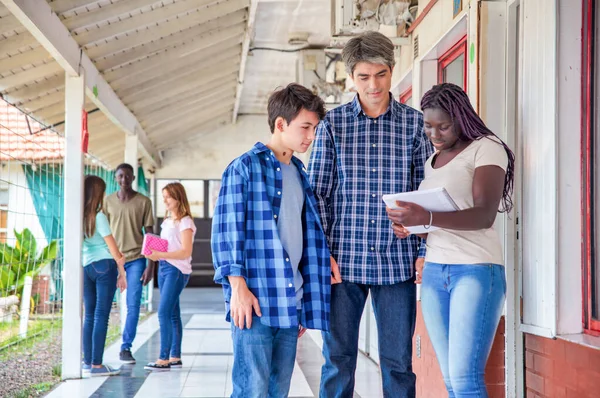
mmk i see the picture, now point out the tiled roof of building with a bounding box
[0,99,64,162]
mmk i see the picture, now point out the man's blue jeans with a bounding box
[421,262,506,398]
[121,258,146,351]
[157,261,189,360]
[230,314,300,398]
[320,280,416,398]
[83,259,118,366]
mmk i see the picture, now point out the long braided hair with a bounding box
[421,83,515,213]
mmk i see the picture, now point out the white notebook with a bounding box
[382,187,459,234]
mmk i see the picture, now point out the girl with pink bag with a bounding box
[143,182,196,371]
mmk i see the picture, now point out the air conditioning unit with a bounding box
[331,0,417,37]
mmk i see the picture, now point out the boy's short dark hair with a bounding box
[267,83,326,133]
[115,163,134,174]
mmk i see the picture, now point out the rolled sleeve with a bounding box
[211,163,249,286]
[307,119,336,241]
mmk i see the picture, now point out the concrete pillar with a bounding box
[124,134,138,190]
[61,72,85,380]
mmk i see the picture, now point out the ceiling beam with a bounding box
[0,47,52,75]
[133,78,237,119]
[85,8,247,60]
[114,44,241,97]
[2,73,64,101]
[120,54,240,103]
[73,0,226,46]
[0,31,38,54]
[232,0,258,124]
[94,21,245,72]
[1,0,161,167]
[49,0,101,15]
[153,115,232,149]
[141,93,236,128]
[147,106,234,139]
[105,34,243,87]
[62,0,159,31]
[125,62,240,108]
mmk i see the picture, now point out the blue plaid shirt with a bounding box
[211,143,331,331]
[307,94,433,285]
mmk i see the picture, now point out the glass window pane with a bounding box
[155,180,176,220]
[442,54,465,89]
[209,180,221,218]
[594,1,600,320]
[179,180,204,218]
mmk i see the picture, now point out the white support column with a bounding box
[61,72,85,380]
[124,134,138,191]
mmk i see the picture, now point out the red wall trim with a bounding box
[437,36,468,90]
[399,87,413,105]
[581,0,600,334]
[407,0,439,34]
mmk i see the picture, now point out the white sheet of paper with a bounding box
[382,187,459,234]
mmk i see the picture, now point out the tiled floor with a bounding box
[45,288,383,398]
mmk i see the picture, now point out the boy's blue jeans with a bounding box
[83,259,118,366]
[230,313,300,398]
[157,261,189,360]
[421,262,506,398]
[121,257,146,351]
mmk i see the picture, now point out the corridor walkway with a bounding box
[45,288,383,398]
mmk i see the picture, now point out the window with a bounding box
[399,87,413,107]
[438,36,467,90]
[156,179,221,219]
[582,0,600,334]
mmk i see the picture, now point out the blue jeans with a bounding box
[157,261,189,360]
[421,262,506,398]
[230,314,300,398]
[121,258,146,351]
[83,259,118,366]
[320,280,416,398]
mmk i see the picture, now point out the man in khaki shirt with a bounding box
[104,163,155,364]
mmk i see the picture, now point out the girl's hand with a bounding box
[116,255,126,269]
[386,201,430,227]
[117,273,127,292]
[145,250,162,262]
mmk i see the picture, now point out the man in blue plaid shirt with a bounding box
[308,32,433,398]
[212,83,331,397]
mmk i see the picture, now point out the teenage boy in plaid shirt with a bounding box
[211,83,332,398]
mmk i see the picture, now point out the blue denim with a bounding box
[121,258,146,351]
[421,262,506,398]
[320,280,416,398]
[230,313,300,398]
[83,259,118,366]
[157,261,189,360]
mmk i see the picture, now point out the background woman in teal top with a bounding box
[82,176,127,377]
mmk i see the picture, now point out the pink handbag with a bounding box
[142,233,168,256]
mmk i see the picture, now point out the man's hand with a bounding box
[330,256,342,284]
[229,276,262,329]
[140,261,155,286]
[415,257,425,284]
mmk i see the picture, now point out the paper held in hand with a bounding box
[382,187,459,234]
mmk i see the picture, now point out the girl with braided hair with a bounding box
[386,83,515,397]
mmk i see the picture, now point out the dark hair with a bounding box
[267,83,326,133]
[115,163,134,174]
[421,83,515,213]
[83,175,106,238]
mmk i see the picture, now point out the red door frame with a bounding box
[582,0,600,335]
[399,87,413,105]
[438,36,468,90]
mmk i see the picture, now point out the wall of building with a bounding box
[525,335,600,398]
[155,115,270,180]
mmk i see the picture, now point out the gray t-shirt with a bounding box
[278,162,305,308]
